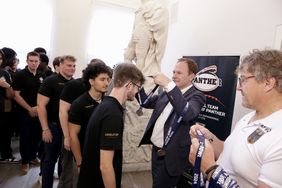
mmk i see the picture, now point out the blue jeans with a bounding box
[41,122,62,188]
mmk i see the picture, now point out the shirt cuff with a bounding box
[164,81,176,92]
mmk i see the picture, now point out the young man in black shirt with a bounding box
[37,55,76,188]
[68,63,112,180]
[78,63,145,188]
[58,59,109,188]
[13,51,45,172]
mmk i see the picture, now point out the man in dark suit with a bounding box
[138,57,206,188]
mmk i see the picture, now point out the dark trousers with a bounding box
[151,146,180,188]
[57,145,74,188]
[19,111,41,164]
[41,122,62,188]
[0,112,13,159]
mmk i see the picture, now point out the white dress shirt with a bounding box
[151,82,192,147]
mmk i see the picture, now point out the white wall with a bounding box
[162,0,282,128]
[50,0,95,77]
[49,0,282,129]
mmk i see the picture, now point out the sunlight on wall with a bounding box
[86,2,135,68]
[0,0,52,69]
[0,0,135,69]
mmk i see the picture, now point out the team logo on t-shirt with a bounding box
[247,123,271,144]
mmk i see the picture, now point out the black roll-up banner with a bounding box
[185,56,240,140]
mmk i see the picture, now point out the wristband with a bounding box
[42,128,49,131]
[77,164,81,167]
[205,164,218,176]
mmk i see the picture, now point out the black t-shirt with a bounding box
[60,78,87,104]
[38,73,71,123]
[78,96,124,188]
[13,67,45,109]
[0,69,12,112]
[68,92,100,148]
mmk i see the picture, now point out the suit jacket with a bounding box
[139,85,206,176]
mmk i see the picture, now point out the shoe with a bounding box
[30,158,40,165]
[21,164,29,173]
[54,161,59,179]
[0,156,20,164]
[38,175,42,185]
[53,170,59,179]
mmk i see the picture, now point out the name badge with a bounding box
[247,123,271,144]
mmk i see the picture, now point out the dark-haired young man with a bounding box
[78,63,145,188]
[13,51,45,173]
[68,63,112,185]
[58,58,105,188]
[58,58,107,188]
[38,53,53,77]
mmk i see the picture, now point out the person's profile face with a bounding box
[91,73,111,93]
[126,81,141,101]
[172,61,193,90]
[237,71,261,109]
[60,60,76,78]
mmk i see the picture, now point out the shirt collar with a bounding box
[181,84,193,94]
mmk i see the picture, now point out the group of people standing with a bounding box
[0,47,205,188]
[1,47,282,188]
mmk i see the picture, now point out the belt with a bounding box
[153,145,162,152]
[153,145,166,157]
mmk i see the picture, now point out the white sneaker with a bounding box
[53,171,59,179]
[54,161,59,179]
[53,161,59,179]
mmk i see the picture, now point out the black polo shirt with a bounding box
[60,78,87,104]
[0,69,12,112]
[68,92,100,148]
[38,73,71,123]
[13,67,45,109]
[78,96,124,188]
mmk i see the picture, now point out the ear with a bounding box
[264,77,276,92]
[89,78,94,86]
[189,73,195,82]
[124,81,131,88]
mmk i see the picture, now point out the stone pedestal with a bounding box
[122,97,153,172]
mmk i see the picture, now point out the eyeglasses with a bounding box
[131,82,142,90]
[238,75,255,86]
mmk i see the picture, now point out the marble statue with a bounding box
[124,0,169,77]
[122,0,169,172]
